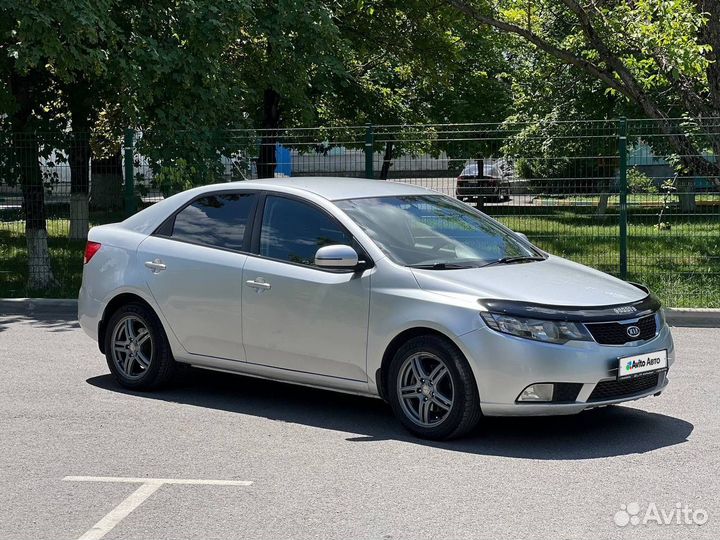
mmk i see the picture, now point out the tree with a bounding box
[1,0,108,289]
[228,0,354,178]
[2,0,257,290]
[320,0,511,177]
[115,0,256,192]
[5,69,59,289]
[64,77,96,240]
[221,1,510,179]
[443,0,720,208]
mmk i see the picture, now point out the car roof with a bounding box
[118,176,436,236]
[217,176,433,201]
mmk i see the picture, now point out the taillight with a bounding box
[84,241,101,264]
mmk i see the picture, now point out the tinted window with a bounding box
[172,193,255,250]
[260,196,352,265]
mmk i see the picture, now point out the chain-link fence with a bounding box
[1,118,719,306]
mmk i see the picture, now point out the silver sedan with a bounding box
[78,178,674,439]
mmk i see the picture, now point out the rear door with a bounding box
[137,191,257,361]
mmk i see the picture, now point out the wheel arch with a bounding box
[376,327,464,401]
[98,292,157,354]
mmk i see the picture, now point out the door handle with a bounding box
[144,259,167,274]
[245,279,271,290]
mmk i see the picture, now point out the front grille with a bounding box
[585,314,657,345]
[552,383,583,402]
[588,372,660,402]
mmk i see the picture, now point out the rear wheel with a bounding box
[387,335,481,440]
[104,302,177,390]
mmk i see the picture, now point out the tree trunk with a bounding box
[677,176,697,213]
[596,161,611,215]
[380,142,394,180]
[10,69,58,291]
[69,193,89,238]
[17,133,59,290]
[596,193,610,215]
[91,150,124,211]
[67,81,93,240]
[257,88,281,179]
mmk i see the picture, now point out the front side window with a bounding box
[260,196,352,265]
[171,193,255,251]
[336,194,540,267]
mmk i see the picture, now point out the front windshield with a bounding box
[336,195,541,268]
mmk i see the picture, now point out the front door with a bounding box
[241,194,371,381]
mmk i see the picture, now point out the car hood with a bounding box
[410,255,647,307]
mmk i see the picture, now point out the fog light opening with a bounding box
[517,383,555,402]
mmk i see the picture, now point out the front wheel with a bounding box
[104,302,177,390]
[387,335,482,440]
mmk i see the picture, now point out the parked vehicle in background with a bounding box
[78,177,674,440]
[456,158,512,205]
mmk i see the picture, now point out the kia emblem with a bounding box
[626,325,641,338]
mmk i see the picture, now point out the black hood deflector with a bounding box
[478,284,661,322]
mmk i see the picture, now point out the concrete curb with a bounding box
[0,298,78,317]
[2,298,720,327]
[664,308,720,328]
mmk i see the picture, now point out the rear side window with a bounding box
[260,196,352,265]
[171,193,255,251]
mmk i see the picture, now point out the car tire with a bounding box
[104,302,177,390]
[387,335,482,440]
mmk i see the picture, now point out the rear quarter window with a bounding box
[170,193,255,251]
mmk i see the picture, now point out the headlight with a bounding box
[480,312,592,344]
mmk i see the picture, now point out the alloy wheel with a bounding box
[396,352,454,427]
[110,315,153,380]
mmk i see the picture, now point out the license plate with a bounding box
[618,350,667,380]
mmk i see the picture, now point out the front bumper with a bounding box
[456,180,499,197]
[457,322,675,416]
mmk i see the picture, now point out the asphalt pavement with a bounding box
[0,306,717,540]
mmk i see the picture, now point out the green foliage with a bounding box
[3,0,719,187]
[600,0,710,102]
[502,115,617,193]
[492,0,713,120]
[135,129,229,194]
[153,159,213,197]
[628,168,658,194]
[121,0,254,132]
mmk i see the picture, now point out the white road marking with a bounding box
[74,482,162,540]
[64,476,253,540]
[64,476,253,486]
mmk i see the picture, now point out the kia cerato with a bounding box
[79,177,674,440]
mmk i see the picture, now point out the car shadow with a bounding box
[86,368,693,460]
[0,312,80,333]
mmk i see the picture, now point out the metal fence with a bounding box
[1,118,719,306]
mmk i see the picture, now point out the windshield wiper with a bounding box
[408,262,479,270]
[480,255,546,268]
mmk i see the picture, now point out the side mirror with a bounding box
[314,244,359,269]
[516,232,530,243]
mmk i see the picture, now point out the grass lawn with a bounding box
[488,208,720,307]
[1,207,719,307]
[0,210,124,299]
